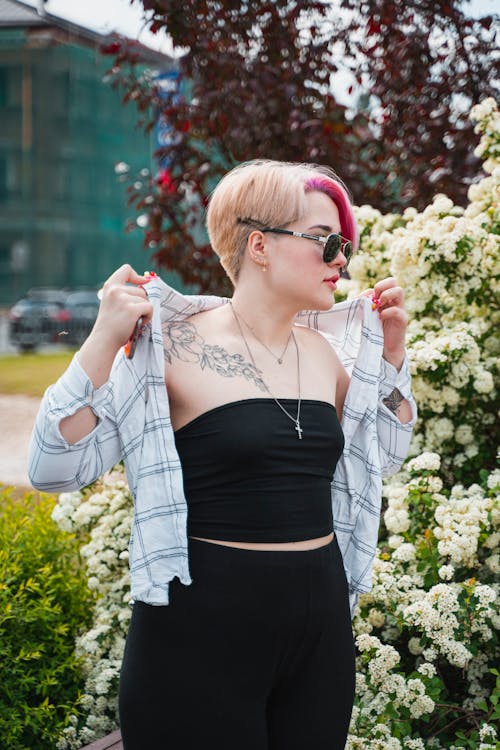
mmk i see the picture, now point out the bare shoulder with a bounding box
[295,324,350,415]
[162,304,241,383]
[162,306,228,350]
[294,324,345,374]
[168,304,228,335]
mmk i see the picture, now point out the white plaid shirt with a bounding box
[28,276,417,617]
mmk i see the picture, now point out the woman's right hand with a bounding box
[90,264,154,353]
[72,265,154,391]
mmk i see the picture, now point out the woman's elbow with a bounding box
[28,467,81,493]
[27,451,92,493]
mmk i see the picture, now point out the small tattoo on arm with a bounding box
[382,388,404,415]
[162,320,267,391]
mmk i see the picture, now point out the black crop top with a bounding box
[173,398,344,543]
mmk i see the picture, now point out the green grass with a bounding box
[0,350,76,397]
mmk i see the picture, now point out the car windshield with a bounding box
[27,289,67,303]
[14,299,63,310]
[65,292,99,305]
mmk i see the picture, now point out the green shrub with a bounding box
[0,488,94,750]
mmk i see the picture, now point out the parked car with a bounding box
[8,288,71,352]
[8,287,100,352]
[64,290,100,346]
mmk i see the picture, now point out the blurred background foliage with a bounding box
[103,0,498,294]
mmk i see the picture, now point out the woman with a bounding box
[29,160,417,750]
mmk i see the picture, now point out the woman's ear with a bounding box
[247,230,269,270]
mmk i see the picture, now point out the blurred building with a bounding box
[0,0,178,305]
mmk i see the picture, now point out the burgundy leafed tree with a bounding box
[102,0,498,294]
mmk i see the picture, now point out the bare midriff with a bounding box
[189,531,334,551]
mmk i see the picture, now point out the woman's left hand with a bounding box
[361,277,408,371]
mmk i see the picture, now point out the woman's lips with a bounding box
[323,275,339,290]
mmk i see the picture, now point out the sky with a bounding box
[20,0,498,47]
[21,0,498,106]
[23,0,177,55]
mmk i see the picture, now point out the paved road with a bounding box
[0,312,78,488]
[0,394,41,489]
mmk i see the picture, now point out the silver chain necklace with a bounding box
[229,301,303,439]
[230,307,292,365]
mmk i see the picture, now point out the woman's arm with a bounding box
[376,352,417,476]
[334,355,350,421]
[28,353,123,491]
[28,265,154,491]
[359,277,417,474]
[379,349,413,425]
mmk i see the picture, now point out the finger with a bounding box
[101,283,148,307]
[104,264,150,289]
[121,285,149,299]
[373,277,398,299]
[131,299,154,325]
[357,288,374,299]
[379,307,408,326]
[378,286,404,308]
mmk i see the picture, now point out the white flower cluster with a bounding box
[346,97,499,483]
[407,452,441,473]
[434,481,499,568]
[352,455,499,746]
[346,732,442,750]
[465,651,493,705]
[348,205,402,289]
[346,634,435,748]
[51,490,83,532]
[403,582,497,668]
[52,468,133,749]
[354,551,425,636]
[470,97,500,175]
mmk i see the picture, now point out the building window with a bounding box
[0,152,21,201]
[0,66,21,107]
[0,156,6,200]
[0,69,6,107]
[54,161,70,200]
[0,244,9,276]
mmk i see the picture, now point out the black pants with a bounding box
[119,535,356,749]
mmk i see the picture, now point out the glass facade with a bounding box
[0,24,183,304]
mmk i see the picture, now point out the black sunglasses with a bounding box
[237,218,353,266]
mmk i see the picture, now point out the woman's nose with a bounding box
[327,250,347,269]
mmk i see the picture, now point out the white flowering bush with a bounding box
[347,456,500,749]
[50,99,500,748]
[341,97,500,485]
[52,469,133,749]
[344,103,500,747]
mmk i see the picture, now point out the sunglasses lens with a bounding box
[323,234,341,263]
[343,241,353,266]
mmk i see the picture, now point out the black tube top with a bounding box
[173,398,344,542]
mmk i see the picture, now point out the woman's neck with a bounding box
[230,287,298,348]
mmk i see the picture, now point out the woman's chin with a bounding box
[310,291,336,311]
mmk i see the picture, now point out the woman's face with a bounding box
[264,190,348,311]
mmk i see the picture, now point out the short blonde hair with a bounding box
[206,159,358,284]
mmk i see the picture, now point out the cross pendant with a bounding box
[295,422,303,439]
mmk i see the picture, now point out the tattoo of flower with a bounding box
[162,321,204,363]
[382,388,404,415]
[162,321,267,391]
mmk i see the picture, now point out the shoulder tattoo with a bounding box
[382,387,405,415]
[162,320,267,391]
